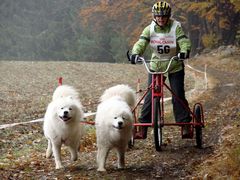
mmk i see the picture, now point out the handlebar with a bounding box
[139,56,178,74]
[127,50,180,74]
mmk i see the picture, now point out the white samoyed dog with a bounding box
[43,85,84,169]
[95,84,135,171]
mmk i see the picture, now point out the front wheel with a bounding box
[153,97,162,151]
[194,104,203,148]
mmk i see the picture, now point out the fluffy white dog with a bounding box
[43,85,84,169]
[95,84,135,171]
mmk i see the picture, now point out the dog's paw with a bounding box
[46,150,52,158]
[71,156,78,161]
[55,160,64,169]
[97,167,106,172]
[55,164,64,170]
[70,150,78,161]
[117,165,125,169]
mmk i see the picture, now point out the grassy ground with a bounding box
[0,49,240,179]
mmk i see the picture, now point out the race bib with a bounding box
[150,20,179,60]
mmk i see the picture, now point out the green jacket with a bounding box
[132,19,191,74]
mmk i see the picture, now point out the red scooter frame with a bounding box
[128,53,205,151]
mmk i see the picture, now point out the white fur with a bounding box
[43,85,84,169]
[100,84,136,108]
[95,85,135,172]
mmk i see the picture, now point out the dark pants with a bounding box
[139,68,191,123]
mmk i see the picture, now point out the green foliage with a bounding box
[0,0,86,61]
[110,33,129,63]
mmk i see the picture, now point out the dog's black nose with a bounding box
[64,111,68,115]
[118,121,123,126]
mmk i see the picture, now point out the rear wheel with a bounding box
[153,97,162,151]
[194,104,203,148]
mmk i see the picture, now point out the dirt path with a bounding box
[0,52,239,179]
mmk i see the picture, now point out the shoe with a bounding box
[134,126,148,139]
[182,125,192,138]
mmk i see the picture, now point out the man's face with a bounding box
[155,16,168,27]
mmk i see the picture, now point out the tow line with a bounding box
[0,112,96,129]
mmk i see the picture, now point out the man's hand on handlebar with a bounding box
[130,54,139,64]
[177,50,190,60]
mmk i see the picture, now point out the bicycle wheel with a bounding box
[194,104,203,148]
[153,97,162,151]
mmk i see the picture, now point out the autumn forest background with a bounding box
[0,0,239,62]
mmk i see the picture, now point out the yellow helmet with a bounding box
[152,1,171,17]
